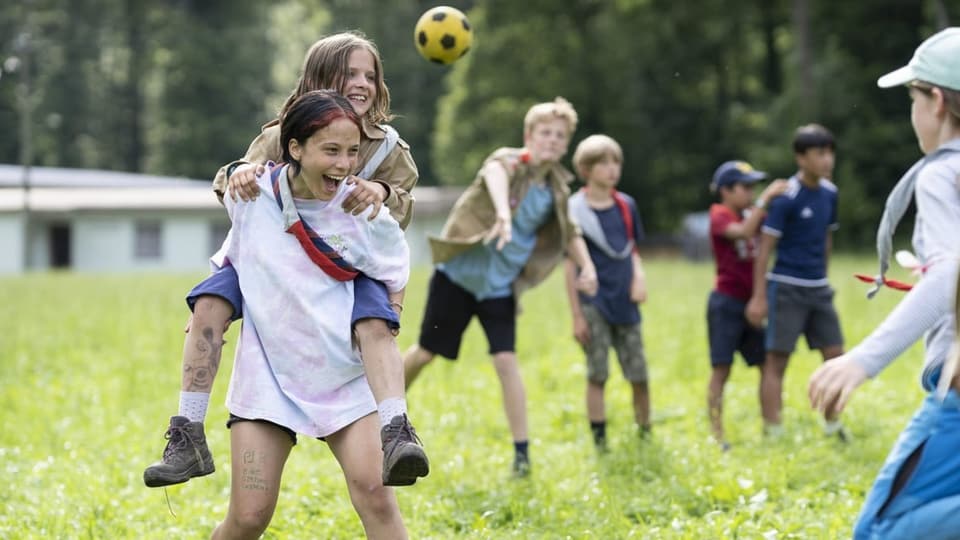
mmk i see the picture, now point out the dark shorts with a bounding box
[418,270,516,360]
[707,290,765,367]
[186,265,398,329]
[766,281,844,354]
[580,303,647,383]
[226,414,298,445]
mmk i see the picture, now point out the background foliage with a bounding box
[0,0,953,244]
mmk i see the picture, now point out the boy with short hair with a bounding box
[706,160,786,450]
[565,134,648,451]
[746,124,846,438]
[402,97,598,476]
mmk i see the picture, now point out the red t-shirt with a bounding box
[709,203,756,302]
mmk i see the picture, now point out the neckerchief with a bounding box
[568,188,636,260]
[866,140,960,298]
[270,164,358,281]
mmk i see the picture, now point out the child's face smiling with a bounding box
[525,118,570,165]
[289,117,360,200]
[342,48,377,119]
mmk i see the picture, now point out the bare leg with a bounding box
[211,421,292,540]
[491,352,528,442]
[707,365,731,443]
[402,345,436,390]
[586,381,605,423]
[632,381,651,429]
[760,352,789,427]
[355,318,404,402]
[327,414,408,540]
[182,296,233,395]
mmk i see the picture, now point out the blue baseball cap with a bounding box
[710,160,767,192]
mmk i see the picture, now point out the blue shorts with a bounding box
[185,265,399,329]
[706,290,765,367]
[853,389,960,539]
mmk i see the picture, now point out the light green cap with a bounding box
[878,27,960,90]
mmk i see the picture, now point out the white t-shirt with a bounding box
[219,164,409,437]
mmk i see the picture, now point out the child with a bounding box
[808,27,960,538]
[745,124,846,438]
[144,31,428,489]
[210,90,410,539]
[706,160,786,450]
[402,97,598,476]
[564,134,649,451]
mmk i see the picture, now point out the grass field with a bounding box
[0,256,927,539]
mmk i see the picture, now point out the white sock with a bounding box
[377,397,407,428]
[179,391,210,423]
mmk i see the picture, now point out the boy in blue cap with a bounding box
[707,161,785,449]
[809,27,960,538]
[746,124,847,439]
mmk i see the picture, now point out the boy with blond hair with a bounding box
[564,134,649,450]
[403,98,598,476]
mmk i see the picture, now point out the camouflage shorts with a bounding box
[580,303,647,384]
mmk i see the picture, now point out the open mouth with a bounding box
[347,94,368,107]
[323,174,344,192]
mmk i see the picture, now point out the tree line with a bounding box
[0,0,951,246]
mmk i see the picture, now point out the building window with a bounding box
[135,221,162,260]
[209,221,231,255]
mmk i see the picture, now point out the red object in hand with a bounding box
[854,273,914,292]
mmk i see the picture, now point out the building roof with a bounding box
[0,164,464,214]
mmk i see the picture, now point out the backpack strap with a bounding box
[357,125,400,180]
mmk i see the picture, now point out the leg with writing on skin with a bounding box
[328,414,408,540]
[211,421,292,540]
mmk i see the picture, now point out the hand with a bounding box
[342,177,386,220]
[576,264,598,297]
[228,163,265,202]
[484,215,512,251]
[808,354,868,415]
[630,275,647,304]
[758,179,788,207]
[745,296,767,328]
[573,315,590,346]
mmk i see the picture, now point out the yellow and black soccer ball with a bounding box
[414,6,473,65]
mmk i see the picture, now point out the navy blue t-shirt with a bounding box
[761,176,838,286]
[579,196,645,325]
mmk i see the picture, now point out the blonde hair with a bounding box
[524,97,578,136]
[280,31,393,124]
[572,134,623,178]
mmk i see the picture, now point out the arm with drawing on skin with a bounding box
[564,258,590,345]
[746,234,777,327]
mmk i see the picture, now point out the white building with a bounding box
[0,164,460,274]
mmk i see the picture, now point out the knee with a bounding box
[355,318,396,346]
[225,504,275,538]
[193,295,232,329]
[406,346,435,368]
[350,479,398,523]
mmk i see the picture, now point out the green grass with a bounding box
[0,256,926,539]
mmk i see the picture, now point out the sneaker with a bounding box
[143,416,215,488]
[381,414,429,486]
[512,453,531,478]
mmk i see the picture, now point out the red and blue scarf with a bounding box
[270,164,358,281]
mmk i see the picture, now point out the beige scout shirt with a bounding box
[212,119,418,230]
[428,147,581,299]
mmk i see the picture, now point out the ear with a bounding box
[931,87,949,118]
[288,138,303,161]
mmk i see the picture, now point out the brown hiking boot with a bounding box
[143,416,215,488]
[380,414,429,486]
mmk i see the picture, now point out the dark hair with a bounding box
[793,123,835,154]
[279,31,392,125]
[281,90,362,177]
